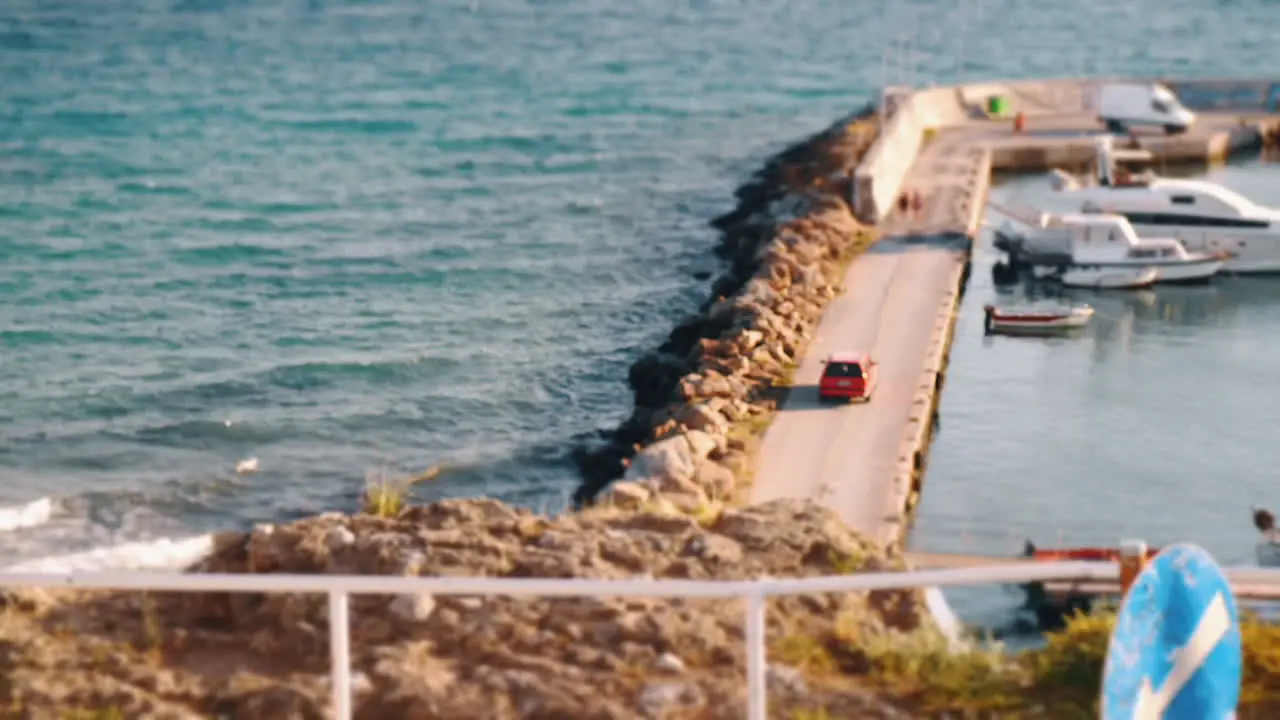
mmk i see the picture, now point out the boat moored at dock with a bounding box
[982,303,1094,336]
[994,212,1226,286]
[1049,136,1280,273]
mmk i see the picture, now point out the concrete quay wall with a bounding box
[853,86,968,224]
[878,257,970,549]
[855,76,1280,225]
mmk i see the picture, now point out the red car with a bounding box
[818,351,877,403]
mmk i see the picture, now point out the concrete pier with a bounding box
[906,551,1280,603]
[749,76,1280,552]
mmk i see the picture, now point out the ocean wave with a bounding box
[3,534,214,573]
[267,118,418,135]
[262,356,438,391]
[116,181,197,196]
[0,497,56,533]
[0,478,235,572]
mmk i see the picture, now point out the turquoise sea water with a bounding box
[2,0,1279,563]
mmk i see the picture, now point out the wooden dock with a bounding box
[904,551,1280,602]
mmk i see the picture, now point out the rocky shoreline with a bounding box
[572,103,881,513]
[1,498,940,719]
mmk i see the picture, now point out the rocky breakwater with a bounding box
[573,105,880,511]
[0,498,937,719]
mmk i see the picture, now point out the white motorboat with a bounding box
[996,212,1225,285]
[982,304,1094,335]
[1049,135,1280,273]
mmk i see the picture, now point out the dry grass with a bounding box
[359,464,447,517]
[584,490,728,530]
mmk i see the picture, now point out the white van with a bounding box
[1096,82,1197,135]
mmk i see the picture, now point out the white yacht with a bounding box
[996,212,1225,286]
[1048,136,1280,273]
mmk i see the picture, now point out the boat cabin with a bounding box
[1068,135,1279,230]
[1080,180,1277,230]
[1027,213,1192,264]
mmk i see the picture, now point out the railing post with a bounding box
[1119,539,1148,594]
[329,590,353,720]
[745,590,767,720]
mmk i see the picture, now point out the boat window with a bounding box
[1122,212,1270,229]
[1128,249,1158,259]
[1152,98,1172,114]
[1160,248,1175,257]
[824,362,863,379]
[1170,195,1196,205]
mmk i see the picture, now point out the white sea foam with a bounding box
[0,497,56,533]
[2,534,216,574]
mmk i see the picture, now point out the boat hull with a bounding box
[1031,546,1161,563]
[989,320,1085,334]
[1018,542,1164,629]
[983,306,1093,336]
[1152,257,1225,284]
[1060,266,1159,289]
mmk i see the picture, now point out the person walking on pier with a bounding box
[909,189,924,220]
[1253,507,1280,566]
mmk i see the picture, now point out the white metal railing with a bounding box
[2,561,1249,720]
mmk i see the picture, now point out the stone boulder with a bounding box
[624,431,721,488]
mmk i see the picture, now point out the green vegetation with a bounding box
[780,608,1280,717]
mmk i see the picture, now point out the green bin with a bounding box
[987,95,1008,116]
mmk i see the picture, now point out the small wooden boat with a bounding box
[1026,545,1161,563]
[1017,540,1163,630]
[983,304,1094,336]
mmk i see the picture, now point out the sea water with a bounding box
[2,0,1277,572]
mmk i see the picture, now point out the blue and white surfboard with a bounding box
[1101,542,1243,719]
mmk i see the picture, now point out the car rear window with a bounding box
[824,362,863,379]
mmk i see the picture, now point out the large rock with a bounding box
[625,430,721,487]
[677,371,743,401]
[629,352,689,408]
[693,461,737,499]
[674,401,730,435]
[624,434,696,485]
